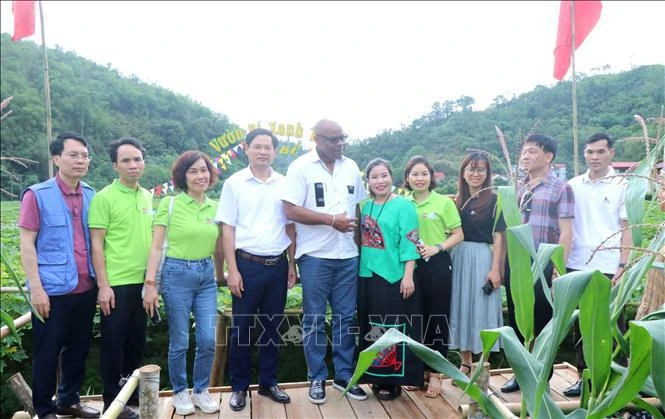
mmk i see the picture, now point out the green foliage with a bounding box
[346,64,664,186]
[1,34,234,194]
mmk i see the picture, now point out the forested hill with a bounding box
[1,31,663,196]
[0,33,238,195]
[345,64,664,190]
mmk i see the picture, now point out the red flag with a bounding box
[553,0,602,80]
[12,1,36,41]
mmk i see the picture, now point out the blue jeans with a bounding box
[162,257,217,393]
[298,255,359,381]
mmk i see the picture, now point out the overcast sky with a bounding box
[1,1,664,140]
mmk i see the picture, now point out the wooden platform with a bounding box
[76,363,581,418]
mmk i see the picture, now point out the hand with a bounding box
[417,244,439,259]
[552,269,561,281]
[30,287,50,319]
[97,285,115,316]
[486,269,501,289]
[227,270,244,298]
[400,275,415,299]
[612,266,626,286]
[142,285,159,317]
[331,212,356,233]
[287,262,298,289]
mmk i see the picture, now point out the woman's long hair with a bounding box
[455,152,493,212]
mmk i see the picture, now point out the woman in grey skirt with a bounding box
[450,152,505,376]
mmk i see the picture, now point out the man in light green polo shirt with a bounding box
[89,137,152,419]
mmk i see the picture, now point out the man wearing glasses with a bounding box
[281,119,368,404]
[89,138,153,418]
[19,133,100,419]
[501,134,574,393]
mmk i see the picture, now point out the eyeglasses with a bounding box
[464,167,487,175]
[317,134,348,144]
[63,152,91,161]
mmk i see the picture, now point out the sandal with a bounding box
[452,364,472,387]
[403,385,419,391]
[425,373,444,398]
[372,384,402,400]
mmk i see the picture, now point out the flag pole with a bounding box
[38,0,53,178]
[570,0,580,176]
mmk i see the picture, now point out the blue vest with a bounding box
[22,178,96,295]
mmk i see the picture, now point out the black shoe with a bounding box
[56,402,101,418]
[332,378,368,400]
[258,385,291,404]
[229,390,247,411]
[39,414,57,419]
[501,376,520,393]
[563,378,582,397]
[308,380,326,404]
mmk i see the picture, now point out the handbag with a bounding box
[155,196,175,289]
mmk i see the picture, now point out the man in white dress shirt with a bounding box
[216,128,297,411]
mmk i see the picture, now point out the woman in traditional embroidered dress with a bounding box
[357,158,423,401]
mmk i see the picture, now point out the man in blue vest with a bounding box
[19,133,100,419]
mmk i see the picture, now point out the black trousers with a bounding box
[229,255,288,391]
[414,251,452,370]
[31,287,97,418]
[100,284,146,409]
[504,260,554,344]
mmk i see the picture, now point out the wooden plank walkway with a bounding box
[77,363,581,418]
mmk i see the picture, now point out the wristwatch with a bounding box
[436,243,445,253]
[618,262,626,268]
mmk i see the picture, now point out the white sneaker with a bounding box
[172,390,196,416]
[192,389,220,414]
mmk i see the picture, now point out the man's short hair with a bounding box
[585,132,614,148]
[108,137,146,163]
[49,132,87,156]
[245,128,278,149]
[525,134,557,160]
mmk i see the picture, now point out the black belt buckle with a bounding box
[265,257,278,266]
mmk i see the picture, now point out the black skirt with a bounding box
[357,272,424,386]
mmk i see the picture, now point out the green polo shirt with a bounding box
[88,179,153,286]
[407,191,461,246]
[154,193,219,260]
[359,196,420,283]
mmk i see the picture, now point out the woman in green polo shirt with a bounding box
[357,158,423,401]
[142,151,224,415]
[404,155,464,397]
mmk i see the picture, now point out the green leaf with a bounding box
[578,272,612,407]
[1,246,43,323]
[346,328,507,418]
[0,310,17,336]
[505,225,536,344]
[497,185,522,228]
[630,397,665,419]
[531,270,606,416]
[479,327,566,419]
[588,319,664,418]
[625,137,664,247]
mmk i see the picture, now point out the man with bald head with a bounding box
[281,119,368,404]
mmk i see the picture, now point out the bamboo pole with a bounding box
[38,0,53,178]
[570,0,580,176]
[466,362,491,418]
[0,312,32,340]
[101,369,140,419]
[138,365,161,419]
[6,372,35,417]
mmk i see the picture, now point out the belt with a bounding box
[236,249,287,266]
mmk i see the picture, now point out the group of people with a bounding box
[19,117,659,418]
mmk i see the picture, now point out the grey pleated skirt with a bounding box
[449,241,502,354]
